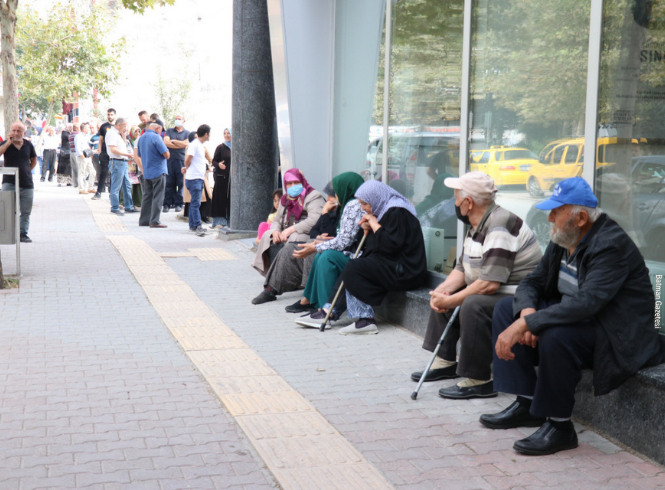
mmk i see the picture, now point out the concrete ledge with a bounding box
[216,228,258,241]
[376,289,665,466]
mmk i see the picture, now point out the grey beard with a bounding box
[550,224,581,249]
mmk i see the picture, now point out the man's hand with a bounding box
[181,167,186,175]
[429,290,452,313]
[293,241,318,259]
[495,318,530,361]
[518,308,538,347]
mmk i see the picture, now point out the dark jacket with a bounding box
[513,213,664,396]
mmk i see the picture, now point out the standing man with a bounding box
[138,111,149,132]
[163,115,190,213]
[74,122,96,194]
[68,123,80,187]
[184,124,210,237]
[137,120,170,228]
[105,117,138,216]
[92,108,116,200]
[41,126,59,182]
[0,122,37,242]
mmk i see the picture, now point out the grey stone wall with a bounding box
[231,0,279,231]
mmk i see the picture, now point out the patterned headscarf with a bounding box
[355,180,416,221]
[281,168,315,221]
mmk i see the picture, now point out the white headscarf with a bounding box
[355,180,416,221]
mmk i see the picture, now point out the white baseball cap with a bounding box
[444,171,497,200]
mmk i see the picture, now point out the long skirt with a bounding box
[210,174,230,220]
[303,250,350,308]
[56,152,72,185]
[264,241,315,294]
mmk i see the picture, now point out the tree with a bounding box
[152,66,191,128]
[0,0,173,135]
[15,2,124,144]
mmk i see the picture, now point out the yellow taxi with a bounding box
[526,137,619,197]
[469,146,539,186]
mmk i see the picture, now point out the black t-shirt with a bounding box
[165,127,191,160]
[3,139,36,189]
[99,122,112,157]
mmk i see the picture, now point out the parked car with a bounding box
[469,146,538,187]
[526,155,665,263]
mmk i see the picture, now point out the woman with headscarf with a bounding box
[252,169,325,299]
[335,180,427,335]
[280,171,366,314]
[211,128,232,228]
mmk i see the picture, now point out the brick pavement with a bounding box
[1,182,664,489]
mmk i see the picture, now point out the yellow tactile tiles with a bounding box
[102,234,395,490]
[84,197,129,232]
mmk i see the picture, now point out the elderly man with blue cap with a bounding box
[480,177,664,456]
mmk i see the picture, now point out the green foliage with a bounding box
[152,66,191,128]
[120,0,175,14]
[16,2,125,120]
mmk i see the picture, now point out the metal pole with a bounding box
[583,0,604,189]
[14,167,20,277]
[380,0,392,184]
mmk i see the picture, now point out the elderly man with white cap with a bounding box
[411,171,542,399]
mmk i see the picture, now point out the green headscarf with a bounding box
[332,172,365,214]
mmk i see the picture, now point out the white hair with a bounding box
[570,205,602,223]
[458,189,495,207]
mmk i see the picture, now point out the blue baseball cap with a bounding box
[534,177,598,210]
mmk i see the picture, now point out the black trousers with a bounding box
[139,175,166,226]
[42,149,56,179]
[164,158,184,208]
[97,156,110,194]
[492,296,595,418]
[423,293,509,381]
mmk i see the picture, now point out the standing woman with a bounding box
[57,124,73,187]
[211,128,231,228]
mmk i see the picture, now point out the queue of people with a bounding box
[9,108,233,240]
[251,168,665,457]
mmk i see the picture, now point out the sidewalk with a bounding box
[0,181,664,490]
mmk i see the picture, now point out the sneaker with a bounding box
[285,300,316,314]
[91,193,101,200]
[189,228,197,233]
[163,206,169,213]
[174,205,183,212]
[339,318,378,335]
[20,234,32,243]
[40,177,45,182]
[195,226,207,237]
[252,288,277,305]
[111,209,124,216]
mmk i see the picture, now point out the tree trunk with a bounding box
[0,0,19,136]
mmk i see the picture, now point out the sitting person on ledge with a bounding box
[284,172,365,315]
[335,180,427,335]
[251,168,324,303]
[481,177,664,456]
[412,172,542,400]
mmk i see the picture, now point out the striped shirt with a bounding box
[558,250,580,298]
[455,203,542,285]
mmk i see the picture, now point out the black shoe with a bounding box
[91,193,101,200]
[40,177,45,182]
[48,177,53,182]
[285,300,316,313]
[252,288,277,305]
[162,206,169,213]
[438,380,497,400]
[513,421,578,456]
[480,400,546,429]
[411,364,459,382]
[20,234,32,243]
[124,208,139,213]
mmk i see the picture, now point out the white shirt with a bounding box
[43,134,59,150]
[105,127,127,159]
[74,132,90,156]
[185,139,207,180]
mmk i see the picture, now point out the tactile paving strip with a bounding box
[101,234,395,490]
[84,197,129,232]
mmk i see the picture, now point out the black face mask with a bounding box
[455,203,471,226]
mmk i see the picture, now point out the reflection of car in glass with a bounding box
[469,146,538,187]
[526,137,618,198]
[526,156,665,262]
[366,131,460,203]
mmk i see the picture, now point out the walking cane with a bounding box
[319,231,369,332]
[411,305,460,400]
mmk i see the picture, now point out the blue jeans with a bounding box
[2,183,34,236]
[185,179,204,229]
[109,159,134,212]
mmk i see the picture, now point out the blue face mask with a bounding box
[287,184,303,198]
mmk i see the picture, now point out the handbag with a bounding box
[83,149,93,158]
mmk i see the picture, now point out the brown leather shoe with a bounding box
[149,224,167,228]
